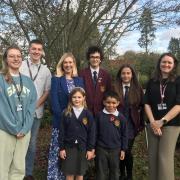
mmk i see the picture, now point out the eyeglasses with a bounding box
[7,55,22,59]
[90,56,101,59]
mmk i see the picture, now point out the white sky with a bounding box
[117,26,180,55]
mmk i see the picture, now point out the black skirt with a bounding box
[61,146,88,175]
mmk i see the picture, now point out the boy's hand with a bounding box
[59,150,66,159]
[86,150,95,160]
[120,150,125,160]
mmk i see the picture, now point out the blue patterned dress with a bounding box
[47,79,75,180]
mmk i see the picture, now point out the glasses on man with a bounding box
[90,56,101,59]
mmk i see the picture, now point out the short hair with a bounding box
[29,39,43,48]
[86,46,104,61]
[103,91,120,101]
[56,52,78,77]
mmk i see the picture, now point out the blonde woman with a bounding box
[47,53,84,180]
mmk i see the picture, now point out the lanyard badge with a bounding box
[157,83,167,110]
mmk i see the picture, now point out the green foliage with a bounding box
[138,74,149,89]
[138,8,156,53]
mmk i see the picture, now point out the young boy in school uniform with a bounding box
[95,91,128,180]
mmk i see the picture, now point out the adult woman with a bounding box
[114,64,144,180]
[144,53,180,180]
[47,53,84,180]
[0,45,37,180]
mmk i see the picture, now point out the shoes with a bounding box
[23,175,35,180]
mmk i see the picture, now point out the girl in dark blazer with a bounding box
[114,64,144,180]
[59,87,95,180]
[47,53,84,180]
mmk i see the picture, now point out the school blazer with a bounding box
[50,76,84,128]
[118,88,144,135]
[79,67,112,116]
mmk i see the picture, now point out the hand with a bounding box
[16,133,25,139]
[152,127,162,136]
[153,120,164,129]
[59,150,66,159]
[120,151,125,160]
[86,150,95,160]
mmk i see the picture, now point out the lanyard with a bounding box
[27,60,41,81]
[12,73,23,102]
[160,83,167,103]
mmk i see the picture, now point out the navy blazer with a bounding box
[50,76,84,128]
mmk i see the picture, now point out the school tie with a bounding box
[93,71,97,86]
[124,86,129,118]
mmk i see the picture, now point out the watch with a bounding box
[161,118,168,125]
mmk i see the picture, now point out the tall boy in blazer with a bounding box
[79,46,112,116]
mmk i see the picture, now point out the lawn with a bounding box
[34,125,180,180]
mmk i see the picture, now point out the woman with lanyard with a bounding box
[0,45,37,180]
[144,52,180,180]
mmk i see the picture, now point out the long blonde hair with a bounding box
[1,45,22,83]
[65,87,87,117]
[56,52,78,77]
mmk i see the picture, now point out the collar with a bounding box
[90,67,99,74]
[28,57,41,66]
[122,83,130,88]
[73,106,84,112]
[103,108,119,116]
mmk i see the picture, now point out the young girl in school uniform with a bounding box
[59,87,96,180]
[114,64,144,180]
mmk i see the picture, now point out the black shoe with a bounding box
[23,175,35,180]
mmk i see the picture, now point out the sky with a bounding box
[117,26,180,55]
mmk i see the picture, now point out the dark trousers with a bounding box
[95,146,120,180]
[120,138,135,178]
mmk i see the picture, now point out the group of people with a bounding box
[0,40,179,180]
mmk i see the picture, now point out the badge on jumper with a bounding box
[17,104,23,111]
[157,103,167,110]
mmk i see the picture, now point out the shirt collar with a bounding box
[122,83,130,88]
[28,57,41,66]
[73,106,84,112]
[103,108,119,116]
[90,66,99,74]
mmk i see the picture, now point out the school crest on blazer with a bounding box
[82,117,88,125]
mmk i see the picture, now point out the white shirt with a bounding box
[103,108,119,116]
[90,67,99,79]
[122,83,130,96]
[73,106,84,119]
[20,58,52,118]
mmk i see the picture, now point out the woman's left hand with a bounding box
[153,120,164,129]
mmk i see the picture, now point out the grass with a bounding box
[34,125,180,180]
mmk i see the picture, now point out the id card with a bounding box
[17,104,23,111]
[157,103,167,110]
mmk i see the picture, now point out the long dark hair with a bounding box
[153,52,178,82]
[1,45,22,83]
[114,64,142,106]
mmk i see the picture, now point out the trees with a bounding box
[138,7,156,53]
[0,0,179,68]
[0,0,142,68]
[168,37,180,60]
